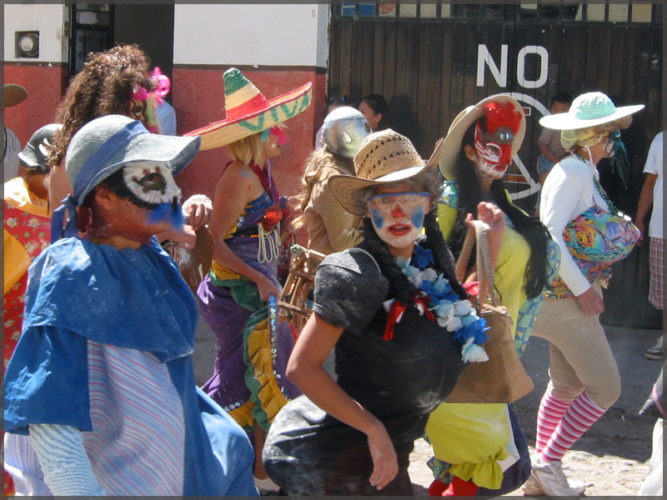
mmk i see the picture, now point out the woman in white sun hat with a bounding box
[526,91,643,496]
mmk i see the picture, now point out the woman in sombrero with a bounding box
[424,95,555,496]
[263,129,505,495]
[184,68,311,491]
[525,91,643,496]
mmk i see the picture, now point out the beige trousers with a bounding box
[531,283,621,409]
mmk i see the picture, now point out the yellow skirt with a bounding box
[425,402,511,489]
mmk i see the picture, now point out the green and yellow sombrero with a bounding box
[185,68,312,150]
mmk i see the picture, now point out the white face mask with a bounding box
[583,145,595,166]
[367,192,429,249]
[123,162,181,206]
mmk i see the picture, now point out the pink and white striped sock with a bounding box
[535,384,573,454]
[538,391,607,463]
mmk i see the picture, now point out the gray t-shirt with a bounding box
[539,127,567,159]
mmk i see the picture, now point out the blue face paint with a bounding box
[371,208,384,229]
[411,205,425,229]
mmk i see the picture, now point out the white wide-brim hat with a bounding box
[428,94,526,179]
[539,91,644,131]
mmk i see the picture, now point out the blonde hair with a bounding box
[227,133,266,166]
[560,115,633,150]
[227,123,288,166]
[299,147,353,212]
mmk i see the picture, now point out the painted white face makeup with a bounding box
[473,123,515,180]
[123,163,181,206]
[367,192,429,249]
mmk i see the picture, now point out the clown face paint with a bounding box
[122,163,183,227]
[473,122,515,180]
[367,192,429,250]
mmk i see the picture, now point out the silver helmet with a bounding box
[18,123,62,174]
[321,106,371,158]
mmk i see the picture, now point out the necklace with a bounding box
[384,245,490,363]
[572,153,622,217]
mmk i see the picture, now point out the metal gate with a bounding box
[328,1,663,328]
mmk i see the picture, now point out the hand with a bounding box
[156,225,197,250]
[635,219,645,246]
[576,286,605,315]
[182,195,213,231]
[255,275,282,302]
[473,201,505,232]
[468,202,505,269]
[366,420,398,490]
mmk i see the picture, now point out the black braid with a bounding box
[358,211,468,306]
[358,218,417,306]
[449,125,550,298]
[421,211,468,300]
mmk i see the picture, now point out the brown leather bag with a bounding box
[445,220,534,403]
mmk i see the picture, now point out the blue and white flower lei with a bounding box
[390,245,490,363]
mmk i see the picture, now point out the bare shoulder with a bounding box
[216,162,255,191]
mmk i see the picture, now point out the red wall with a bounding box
[3,63,68,147]
[3,62,327,244]
[172,67,326,204]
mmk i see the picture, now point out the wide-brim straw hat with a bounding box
[3,84,28,107]
[67,114,200,205]
[184,68,312,151]
[329,129,435,215]
[539,91,644,131]
[428,94,526,179]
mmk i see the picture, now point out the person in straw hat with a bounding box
[262,129,505,495]
[525,91,644,496]
[185,67,311,492]
[423,95,557,496]
[2,83,29,181]
[3,114,258,496]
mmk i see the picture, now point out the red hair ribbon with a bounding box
[383,293,434,341]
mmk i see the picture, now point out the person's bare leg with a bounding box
[253,423,268,478]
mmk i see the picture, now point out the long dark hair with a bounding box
[358,210,468,308]
[449,125,551,298]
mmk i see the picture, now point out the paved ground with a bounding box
[407,325,663,496]
[193,314,663,496]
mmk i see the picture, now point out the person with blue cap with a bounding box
[3,114,258,496]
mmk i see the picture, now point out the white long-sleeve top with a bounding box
[539,155,609,297]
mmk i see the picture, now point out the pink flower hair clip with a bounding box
[131,67,171,104]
